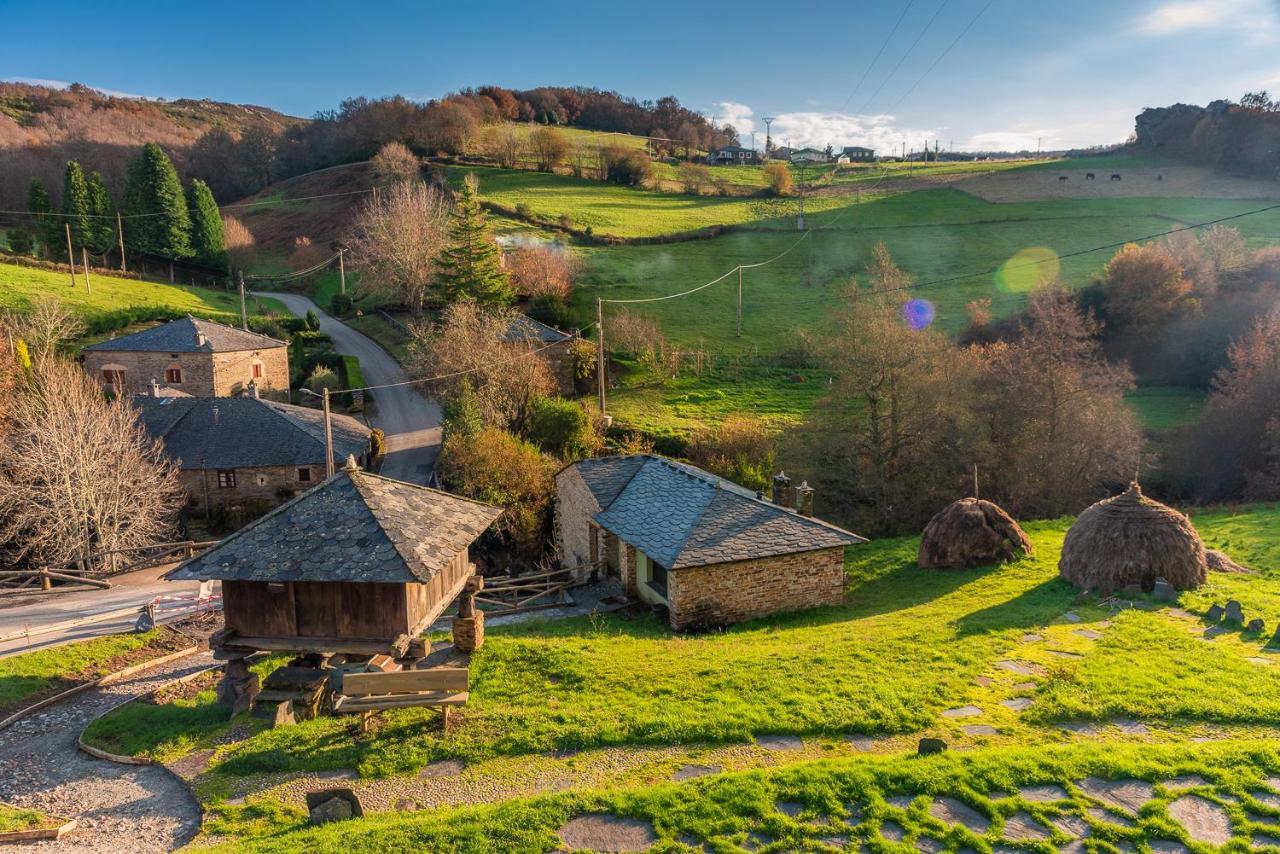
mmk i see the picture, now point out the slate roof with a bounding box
[83,316,286,353]
[567,454,865,569]
[503,314,572,343]
[133,396,369,470]
[167,466,503,583]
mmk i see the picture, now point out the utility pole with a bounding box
[750,131,756,156]
[736,266,743,338]
[237,270,248,330]
[595,298,607,416]
[322,387,335,479]
[338,247,346,295]
[797,191,805,230]
[116,211,126,272]
[64,223,76,289]
[81,247,91,294]
[762,117,776,158]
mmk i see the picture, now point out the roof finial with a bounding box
[344,454,359,473]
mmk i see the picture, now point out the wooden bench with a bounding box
[332,667,469,731]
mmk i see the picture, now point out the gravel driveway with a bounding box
[0,652,214,852]
[255,292,441,484]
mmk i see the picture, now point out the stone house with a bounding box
[555,454,865,630]
[504,314,576,395]
[83,316,289,398]
[133,393,371,520]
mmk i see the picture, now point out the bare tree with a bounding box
[678,162,712,195]
[528,126,569,172]
[345,181,452,314]
[504,243,580,301]
[1,297,85,364]
[0,358,183,567]
[407,299,553,432]
[484,126,523,169]
[221,215,256,272]
[369,141,421,185]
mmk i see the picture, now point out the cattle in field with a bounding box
[1059,175,1068,182]
[1086,173,1095,180]
[1157,174,1163,181]
[1111,174,1122,181]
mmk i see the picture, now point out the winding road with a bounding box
[256,293,442,484]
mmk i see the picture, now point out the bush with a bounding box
[524,396,599,461]
[686,415,778,492]
[5,228,33,256]
[600,143,653,187]
[529,294,573,330]
[764,162,792,196]
[330,293,354,315]
[305,365,341,395]
[304,309,321,332]
[369,428,387,469]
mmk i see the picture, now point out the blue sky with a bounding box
[4,0,1279,151]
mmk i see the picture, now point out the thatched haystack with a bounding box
[1059,482,1207,594]
[1206,549,1254,574]
[918,498,1034,569]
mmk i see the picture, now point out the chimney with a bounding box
[794,481,815,517]
[211,405,219,426]
[150,377,161,398]
[195,328,207,347]
[246,380,259,399]
[771,471,792,508]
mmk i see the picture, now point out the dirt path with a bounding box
[0,651,213,852]
[255,292,441,484]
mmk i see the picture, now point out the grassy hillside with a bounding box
[0,261,286,330]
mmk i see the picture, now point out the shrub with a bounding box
[304,309,320,332]
[764,162,792,196]
[330,293,354,315]
[505,243,579,301]
[678,162,711,195]
[515,202,534,219]
[557,213,574,230]
[524,396,599,461]
[369,428,387,468]
[600,143,653,187]
[441,378,483,439]
[305,365,340,395]
[687,415,778,492]
[5,228,33,256]
[529,294,573,330]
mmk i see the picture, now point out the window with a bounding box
[298,467,312,482]
[216,470,236,488]
[251,362,263,379]
[164,367,182,383]
[649,559,669,598]
[101,369,124,386]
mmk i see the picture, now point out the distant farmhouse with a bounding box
[503,314,576,395]
[836,146,876,163]
[770,146,795,161]
[556,454,864,630]
[133,393,371,519]
[789,148,831,164]
[82,316,289,399]
[707,145,760,166]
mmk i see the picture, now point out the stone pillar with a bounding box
[794,481,814,517]
[216,655,259,717]
[772,472,792,508]
[452,576,485,653]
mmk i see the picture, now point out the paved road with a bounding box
[0,567,213,658]
[256,292,441,484]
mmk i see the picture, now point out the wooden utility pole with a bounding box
[117,211,126,272]
[736,266,743,338]
[322,387,335,479]
[972,464,980,499]
[338,248,346,295]
[238,270,248,330]
[64,224,76,288]
[595,298,606,415]
[81,248,91,294]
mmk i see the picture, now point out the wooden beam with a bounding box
[333,691,469,714]
[341,667,469,697]
[222,634,406,656]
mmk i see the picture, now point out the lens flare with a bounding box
[996,246,1060,293]
[902,298,936,330]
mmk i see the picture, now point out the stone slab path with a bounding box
[0,651,212,852]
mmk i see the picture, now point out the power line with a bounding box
[837,0,917,112]
[886,0,995,113]
[857,0,950,115]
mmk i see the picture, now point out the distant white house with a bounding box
[789,148,830,164]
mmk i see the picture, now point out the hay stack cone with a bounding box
[918,497,1033,569]
[1059,482,1207,594]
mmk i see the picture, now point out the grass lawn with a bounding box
[0,261,286,329]
[1125,385,1208,432]
[0,803,58,834]
[85,505,1280,784]
[0,626,187,715]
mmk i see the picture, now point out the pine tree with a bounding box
[435,174,512,306]
[185,179,225,268]
[86,171,116,254]
[121,142,191,258]
[61,161,91,251]
[27,179,59,258]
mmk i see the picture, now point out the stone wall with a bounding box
[667,546,846,631]
[83,344,288,398]
[554,466,600,576]
[182,464,320,514]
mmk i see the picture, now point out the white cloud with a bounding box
[715,102,938,154]
[715,101,756,136]
[2,76,156,100]
[1136,0,1278,43]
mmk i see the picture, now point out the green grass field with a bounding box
[1125,385,1209,433]
[0,261,286,329]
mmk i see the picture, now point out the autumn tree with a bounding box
[1100,242,1197,338]
[370,141,420,185]
[345,180,451,313]
[222,215,256,271]
[764,162,793,196]
[0,358,183,567]
[599,143,652,187]
[678,162,711,195]
[484,126,522,168]
[435,174,512,306]
[407,299,553,432]
[528,126,569,172]
[504,243,580,301]
[121,142,191,258]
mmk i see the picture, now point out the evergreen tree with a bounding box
[61,161,91,251]
[27,179,59,258]
[185,179,225,268]
[121,142,191,258]
[86,171,116,254]
[435,174,512,306]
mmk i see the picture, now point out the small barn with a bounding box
[168,459,502,657]
[556,455,864,630]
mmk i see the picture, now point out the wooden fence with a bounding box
[0,539,218,595]
[474,569,576,615]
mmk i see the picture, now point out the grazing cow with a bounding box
[1059,175,1068,182]
[1086,173,1095,180]
[1157,174,1163,181]
[1111,174,1122,181]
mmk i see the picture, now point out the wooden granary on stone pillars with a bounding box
[166,456,502,723]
